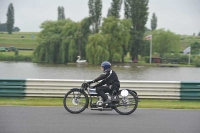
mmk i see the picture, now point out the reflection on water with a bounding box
[0,61,200,81]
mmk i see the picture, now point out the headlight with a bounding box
[121,89,128,97]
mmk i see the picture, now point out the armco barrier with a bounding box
[180,82,200,100]
[0,79,26,97]
[0,79,185,99]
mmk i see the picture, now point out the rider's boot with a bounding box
[103,98,111,105]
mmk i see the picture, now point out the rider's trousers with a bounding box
[96,85,119,101]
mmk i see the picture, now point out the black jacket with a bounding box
[93,68,120,89]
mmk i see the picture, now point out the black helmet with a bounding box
[101,61,111,70]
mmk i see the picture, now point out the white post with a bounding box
[149,35,152,64]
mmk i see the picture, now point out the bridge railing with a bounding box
[0,79,199,100]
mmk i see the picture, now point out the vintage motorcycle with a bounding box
[63,82,139,115]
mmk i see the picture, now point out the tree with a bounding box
[0,23,20,32]
[58,6,65,20]
[61,22,79,62]
[34,17,91,64]
[86,34,109,64]
[151,13,157,30]
[101,17,131,62]
[107,0,122,18]
[34,19,72,63]
[152,29,180,57]
[13,27,20,32]
[145,27,151,32]
[124,0,149,60]
[191,42,200,54]
[88,0,102,33]
[0,23,7,32]
[198,32,200,36]
[6,3,14,34]
[60,18,91,63]
[139,40,150,57]
[193,33,195,36]
[77,17,91,59]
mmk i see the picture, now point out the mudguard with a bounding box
[118,89,140,101]
[70,88,81,91]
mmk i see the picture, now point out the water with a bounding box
[0,61,200,81]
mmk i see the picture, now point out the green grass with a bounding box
[0,51,33,61]
[0,50,33,56]
[0,32,38,49]
[180,35,200,51]
[0,98,63,106]
[139,99,200,109]
[0,98,200,109]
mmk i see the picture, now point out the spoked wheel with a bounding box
[63,89,89,114]
[114,90,138,115]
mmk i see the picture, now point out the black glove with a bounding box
[87,80,94,85]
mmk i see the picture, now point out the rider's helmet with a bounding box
[101,61,111,70]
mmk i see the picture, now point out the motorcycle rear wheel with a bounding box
[63,89,89,114]
[114,90,138,115]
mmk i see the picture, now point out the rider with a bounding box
[87,61,120,105]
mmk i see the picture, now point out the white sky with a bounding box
[0,0,199,35]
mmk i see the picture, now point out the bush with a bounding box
[0,55,32,61]
[15,49,19,56]
[145,56,150,63]
[195,59,200,67]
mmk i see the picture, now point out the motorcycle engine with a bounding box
[97,100,103,106]
[96,97,103,106]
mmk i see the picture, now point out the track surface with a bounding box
[0,106,199,133]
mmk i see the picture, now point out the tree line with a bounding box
[0,3,20,33]
[33,0,181,64]
[34,0,144,64]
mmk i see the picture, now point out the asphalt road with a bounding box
[0,106,199,133]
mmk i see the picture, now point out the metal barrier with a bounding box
[0,79,184,99]
[180,82,200,100]
[120,81,180,99]
[0,79,26,97]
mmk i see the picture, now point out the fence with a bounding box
[0,79,199,100]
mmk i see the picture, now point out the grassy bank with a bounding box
[0,50,33,61]
[0,98,200,109]
[180,35,200,51]
[0,32,38,49]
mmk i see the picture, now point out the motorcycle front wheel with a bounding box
[114,90,138,115]
[63,89,89,114]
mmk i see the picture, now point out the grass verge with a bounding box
[0,51,33,61]
[0,98,200,109]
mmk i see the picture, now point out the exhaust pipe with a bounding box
[91,107,113,111]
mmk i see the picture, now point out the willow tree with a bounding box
[60,21,79,63]
[101,17,131,62]
[77,17,91,59]
[152,29,180,57]
[60,17,91,63]
[86,34,109,64]
[34,19,72,63]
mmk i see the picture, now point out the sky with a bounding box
[0,0,200,35]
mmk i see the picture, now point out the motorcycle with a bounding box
[63,82,139,115]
